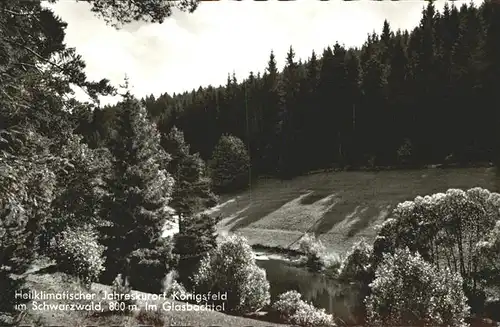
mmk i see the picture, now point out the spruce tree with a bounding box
[276,46,301,178]
[163,126,217,225]
[260,50,281,174]
[100,81,175,283]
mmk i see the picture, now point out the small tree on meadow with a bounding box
[209,134,250,193]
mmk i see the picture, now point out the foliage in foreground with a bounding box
[49,225,106,287]
[110,273,136,314]
[373,187,500,312]
[127,236,178,293]
[365,248,470,327]
[173,213,219,289]
[192,234,270,314]
[162,270,188,298]
[272,290,336,327]
[0,0,199,323]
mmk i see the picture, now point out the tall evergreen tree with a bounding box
[277,46,301,178]
[260,50,281,174]
[100,81,175,283]
[163,126,217,227]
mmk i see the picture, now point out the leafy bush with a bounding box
[128,236,178,293]
[209,134,250,193]
[162,270,187,297]
[165,279,187,298]
[298,233,326,271]
[272,290,336,327]
[48,225,105,287]
[338,239,373,283]
[396,138,412,165]
[173,213,218,289]
[297,233,341,275]
[475,220,500,286]
[365,248,470,327]
[110,273,136,314]
[192,234,270,314]
[136,307,165,326]
[0,268,30,326]
[373,188,500,312]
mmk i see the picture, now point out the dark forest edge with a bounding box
[78,0,500,184]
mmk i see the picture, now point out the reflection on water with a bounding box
[256,258,363,325]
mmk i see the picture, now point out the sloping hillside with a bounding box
[206,167,497,255]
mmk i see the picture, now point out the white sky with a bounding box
[45,0,483,106]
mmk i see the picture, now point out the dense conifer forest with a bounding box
[78,1,500,181]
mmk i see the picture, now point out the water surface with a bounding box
[256,257,363,325]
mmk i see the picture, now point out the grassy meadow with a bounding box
[209,167,497,255]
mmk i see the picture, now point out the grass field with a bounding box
[208,167,498,255]
[19,269,289,327]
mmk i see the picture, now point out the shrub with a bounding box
[209,134,250,193]
[136,307,165,326]
[372,188,500,313]
[192,234,270,314]
[164,279,187,298]
[298,233,326,271]
[338,239,373,283]
[365,248,470,327]
[162,270,187,297]
[396,138,412,165]
[475,220,500,286]
[128,236,178,293]
[173,213,218,289]
[322,255,342,279]
[48,225,105,287]
[272,290,336,327]
[110,273,136,314]
[0,268,30,326]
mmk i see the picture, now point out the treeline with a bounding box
[78,1,500,180]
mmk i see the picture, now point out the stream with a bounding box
[254,251,363,325]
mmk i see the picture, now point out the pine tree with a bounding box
[163,126,217,226]
[276,46,301,178]
[76,0,199,27]
[260,50,281,174]
[344,49,362,167]
[100,82,175,283]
